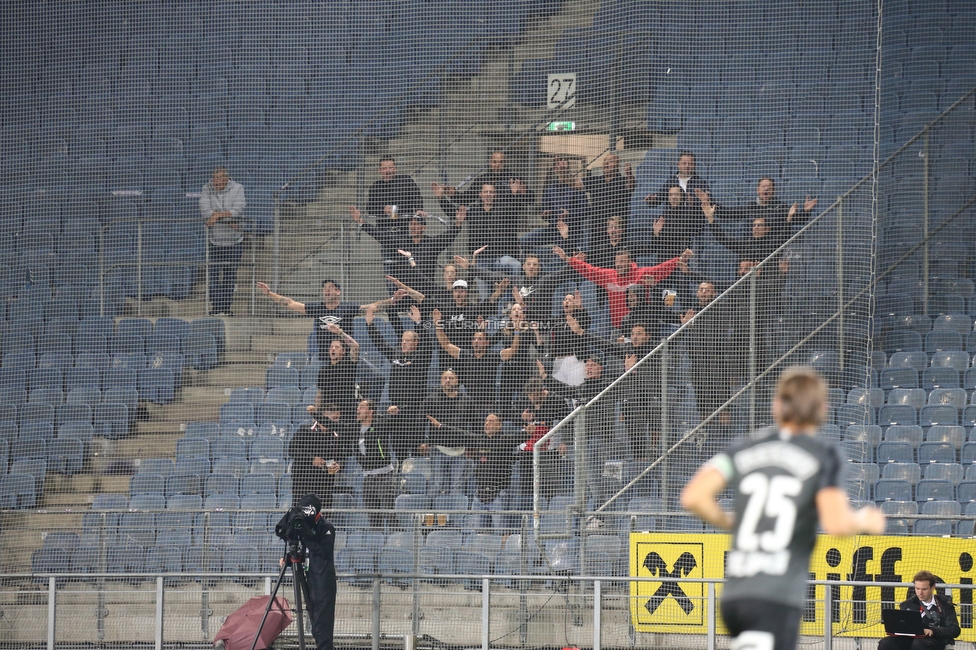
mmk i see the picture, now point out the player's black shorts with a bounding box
[721,598,802,650]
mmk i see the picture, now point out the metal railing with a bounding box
[3,571,970,650]
[96,217,259,317]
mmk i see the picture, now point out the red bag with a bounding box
[214,595,293,650]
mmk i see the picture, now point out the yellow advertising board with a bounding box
[630,533,976,639]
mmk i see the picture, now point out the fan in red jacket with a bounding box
[553,246,693,328]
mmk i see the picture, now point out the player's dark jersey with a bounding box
[710,427,845,608]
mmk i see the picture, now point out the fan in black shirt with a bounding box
[423,369,476,495]
[431,307,523,413]
[308,323,360,423]
[468,412,519,531]
[364,302,433,460]
[351,157,423,219]
[257,279,360,362]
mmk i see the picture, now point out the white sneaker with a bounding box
[586,516,605,530]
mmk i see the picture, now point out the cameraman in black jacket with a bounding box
[280,494,337,650]
[878,570,961,650]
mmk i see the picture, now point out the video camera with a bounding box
[275,505,319,543]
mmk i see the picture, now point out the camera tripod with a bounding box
[250,540,314,650]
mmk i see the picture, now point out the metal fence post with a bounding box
[576,408,587,575]
[156,576,164,650]
[824,580,833,650]
[482,577,491,650]
[661,336,669,503]
[204,236,211,315]
[372,577,381,650]
[136,220,143,313]
[922,128,930,316]
[707,581,716,650]
[47,576,56,650]
[837,197,845,370]
[748,269,757,432]
[594,579,602,650]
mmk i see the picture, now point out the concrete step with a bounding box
[117,432,184,460]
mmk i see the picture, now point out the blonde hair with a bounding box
[775,366,828,427]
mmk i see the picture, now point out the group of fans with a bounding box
[256,149,822,531]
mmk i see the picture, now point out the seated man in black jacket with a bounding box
[878,570,960,650]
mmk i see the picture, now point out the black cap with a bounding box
[298,494,321,517]
[321,279,341,290]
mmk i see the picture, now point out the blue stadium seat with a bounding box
[135,368,174,404]
[917,442,957,465]
[847,388,885,409]
[184,422,220,441]
[887,388,927,410]
[203,471,239,499]
[844,424,883,447]
[167,494,203,510]
[47,437,84,474]
[889,351,929,372]
[878,405,917,426]
[883,424,923,447]
[130,472,165,498]
[919,405,959,427]
[926,391,966,415]
[922,367,961,390]
[205,494,241,511]
[146,334,181,356]
[841,440,873,463]
[883,328,922,353]
[925,425,966,450]
[189,318,225,359]
[881,461,921,486]
[925,330,963,353]
[880,368,919,390]
[394,494,430,529]
[0,473,37,509]
[915,479,954,502]
[228,387,265,406]
[241,473,276,497]
[182,334,218,370]
[923,462,964,486]
[266,387,302,406]
[958,480,976,503]
[265,367,299,390]
[835,403,875,427]
[154,318,189,341]
[873,479,912,502]
[931,351,969,376]
[213,436,249,461]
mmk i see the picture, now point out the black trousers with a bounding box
[307,569,337,650]
[878,635,950,650]
[721,598,802,650]
[362,472,395,530]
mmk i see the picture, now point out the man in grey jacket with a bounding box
[201,166,246,316]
